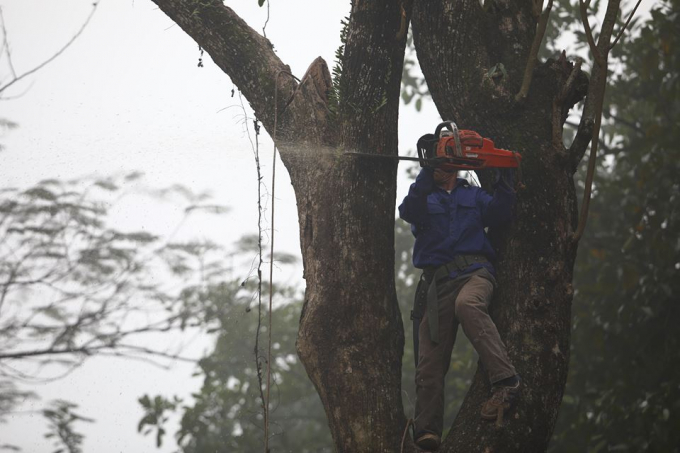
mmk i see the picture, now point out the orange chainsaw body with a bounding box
[435,132,522,171]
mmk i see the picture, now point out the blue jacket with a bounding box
[398,167,515,277]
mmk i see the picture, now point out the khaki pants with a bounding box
[414,269,516,437]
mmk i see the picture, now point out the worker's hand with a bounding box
[414,167,435,195]
[494,168,515,190]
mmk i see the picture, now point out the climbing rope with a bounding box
[263,69,298,453]
[400,418,414,453]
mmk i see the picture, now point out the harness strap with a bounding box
[423,254,488,344]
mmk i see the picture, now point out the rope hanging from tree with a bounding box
[263,69,298,453]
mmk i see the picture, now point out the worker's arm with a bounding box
[399,167,435,226]
[478,169,516,228]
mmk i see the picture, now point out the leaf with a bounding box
[22,188,57,201]
[270,252,298,264]
[258,0,265,5]
[138,395,151,408]
[124,171,144,181]
[184,204,231,214]
[156,428,165,447]
[40,306,66,322]
[137,414,155,433]
[94,179,118,191]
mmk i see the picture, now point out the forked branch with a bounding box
[516,0,554,102]
[578,0,605,67]
[571,0,624,242]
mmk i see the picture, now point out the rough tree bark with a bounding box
[150,1,410,451]
[410,0,619,451]
[148,0,620,451]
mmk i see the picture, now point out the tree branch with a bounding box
[0,3,98,96]
[572,0,622,242]
[516,0,554,102]
[0,7,17,79]
[569,0,621,162]
[149,0,297,135]
[610,0,643,50]
[606,112,645,136]
[552,58,582,148]
[0,343,196,363]
[578,0,605,68]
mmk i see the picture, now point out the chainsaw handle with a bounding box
[435,121,462,159]
[434,121,456,137]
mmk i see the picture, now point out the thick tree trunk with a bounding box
[290,3,411,450]
[411,0,589,451]
[150,1,412,451]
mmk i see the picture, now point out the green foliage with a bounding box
[0,381,35,423]
[0,175,226,368]
[138,266,335,452]
[328,16,350,116]
[0,174,229,447]
[551,1,680,451]
[138,395,182,448]
[42,400,93,453]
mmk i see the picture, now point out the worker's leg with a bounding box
[454,274,516,383]
[414,279,460,438]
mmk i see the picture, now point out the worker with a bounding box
[399,165,521,451]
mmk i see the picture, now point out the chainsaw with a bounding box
[346,121,522,172]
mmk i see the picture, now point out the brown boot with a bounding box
[415,432,441,451]
[481,378,521,426]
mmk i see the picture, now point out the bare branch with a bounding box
[565,120,617,153]
[0,3,98,96]
[572,0,622,242]
[0,7,17,79]
[0,343,197,363]
[606,112,645,135]
[149,0,297,135]
[516,0,554,102]
[569,0,622,162]
[579,0,605,68]
[610,0,643,50]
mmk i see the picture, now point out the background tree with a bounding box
[0,174,229,452]
[137,280,333,452]
[552,1,680,450]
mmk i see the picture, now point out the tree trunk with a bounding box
[290,2,411,447]
[150,1,412,451]
[410,0,590,451]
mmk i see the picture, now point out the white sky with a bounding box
[0,1,438,451]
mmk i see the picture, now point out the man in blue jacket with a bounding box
[399,166,520,451]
